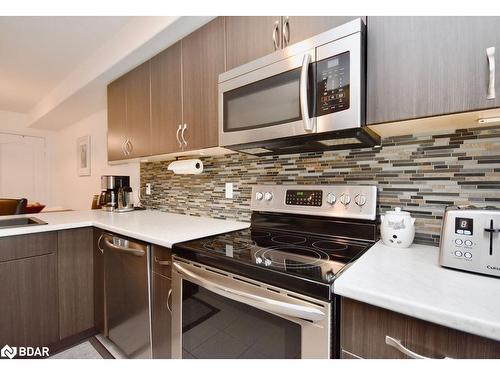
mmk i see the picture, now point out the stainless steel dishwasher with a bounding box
[100,232,152,359]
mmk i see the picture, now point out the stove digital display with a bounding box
[285,190,322,206]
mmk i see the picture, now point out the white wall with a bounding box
[48,109,140,210]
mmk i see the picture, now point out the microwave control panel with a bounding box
[316,51,350,116]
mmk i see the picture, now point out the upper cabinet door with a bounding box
[107,76,128,161]
[367,17,500,125]
[283,16,364,46]
[182,17,225,151]
[150,42,183,155]
[225,16,282,70]
[125,62,151,158]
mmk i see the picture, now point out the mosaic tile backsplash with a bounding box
[140,125,500,246]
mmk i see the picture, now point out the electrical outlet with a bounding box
[145,183,152,195]
[225,182,233,199]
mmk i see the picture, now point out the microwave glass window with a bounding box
[455,217,473,235]
[223,68,302,132]
[315,51,350,117]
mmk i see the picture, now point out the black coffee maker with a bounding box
[98,175,134,212]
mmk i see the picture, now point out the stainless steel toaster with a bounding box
[439,206,500,277]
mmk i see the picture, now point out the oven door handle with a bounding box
[300,53,314,133]
[173,262,325,322]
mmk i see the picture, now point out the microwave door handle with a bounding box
[300,53,314,132]
[173,262,325,322]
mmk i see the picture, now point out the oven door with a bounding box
[171,258,331,359]
[218,48,316,148]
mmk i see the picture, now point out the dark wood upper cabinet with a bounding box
[341,298,500,359]
[125,62,151,158]
[107,76,128,161]
[57,228,94,340]
[366,16,500,125]
[0,254,59,348]
[150,41,183,155]
[107,61,151,161]
[283,16,363,46]
[225,16,282,70]
[182,17,225,151]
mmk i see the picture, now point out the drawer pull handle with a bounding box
[385,336,448,359]
[154,257,172,266]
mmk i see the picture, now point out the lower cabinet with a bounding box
[151,244,172,359]
[341,298,500,359]
[0,252,59,348]
[57,228,94,340]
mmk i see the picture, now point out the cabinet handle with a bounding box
[487,46,496,100]
[166,288,172,313]
[121,140,127,156]
[125,139,133,155]
[97,233,104,254]
[154,257,172,266]
[181,123,188,148]
[176,124,182,148]
[385,336,449,359]
[272,20,280,50]
[283,17,290,47]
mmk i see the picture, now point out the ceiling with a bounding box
[0,16,130,113]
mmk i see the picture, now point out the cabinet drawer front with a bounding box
[341,298,407,359]
[152,245,172,278]
[0,232,57,262]
[341,298,500,359]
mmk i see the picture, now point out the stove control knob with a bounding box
[340,194,351,206]
[325,271,335,282]
[326,193,336,205]
[264,258,272,267]
[255,192,264,201]
[354,194,367,207]
[264,192,273,201]
[255,256,263,265]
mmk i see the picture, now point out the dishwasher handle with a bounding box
[103,236,146,257]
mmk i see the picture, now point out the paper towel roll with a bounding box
[167,159,204,175]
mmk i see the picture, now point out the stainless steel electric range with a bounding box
[171,184,377,359]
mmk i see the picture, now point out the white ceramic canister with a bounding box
[380,207,416,248]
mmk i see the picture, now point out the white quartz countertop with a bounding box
[334,241,500,342]
[0,209,250,248]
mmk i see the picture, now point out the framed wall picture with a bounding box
[77,135,91,176]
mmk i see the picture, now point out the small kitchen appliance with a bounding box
[439,206,500,277]
[380,207,416,248]
[172,184,377,359]
[98,175,134,212]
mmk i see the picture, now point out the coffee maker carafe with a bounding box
[98,175,134,212]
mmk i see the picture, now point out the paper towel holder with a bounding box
[167,158,204,175]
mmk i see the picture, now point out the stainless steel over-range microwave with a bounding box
[218,18,379,156]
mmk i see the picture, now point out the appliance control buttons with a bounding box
[454,250,463,257]
[264,192,273,201]
[255,256,263,264]
[454,239,463,245]
[464,240,473,246]
[264,258,272,267]
[340,194,351,206]
[255,192,263,201]
[354,194,366,207]
[326,193,336,205]
[464,230,472,235]
[464,252,472,259]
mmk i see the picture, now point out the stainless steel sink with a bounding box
[0,217,48,229]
